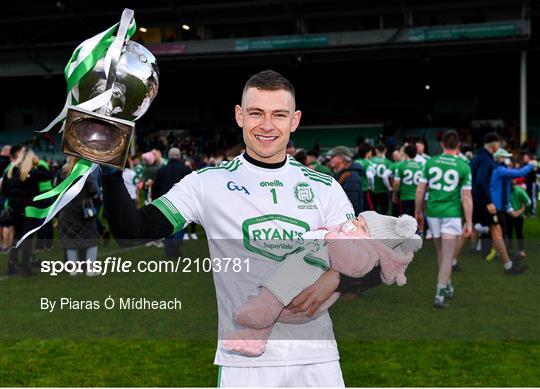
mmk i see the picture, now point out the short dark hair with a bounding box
[243,70,295,100]
[404,143,417,158]
[357,142,372,159]
[483,132,501,145]
[375,143,387,153]
[294,149,306,165]
[442,130,460,150]
[10,144,22,159]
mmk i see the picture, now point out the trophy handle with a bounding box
[99,8,135,115]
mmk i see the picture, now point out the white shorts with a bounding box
[426,217,462,238]
[218,360,344,387]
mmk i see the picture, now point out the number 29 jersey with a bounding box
[152,154,354,367]
[418,153,472,218]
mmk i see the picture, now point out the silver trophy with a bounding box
[62,9,159,169]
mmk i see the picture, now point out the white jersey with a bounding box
[414,154,428,165]
[122,168,137,200]
[153,154,354,367]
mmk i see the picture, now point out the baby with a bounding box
[223,211,423,356]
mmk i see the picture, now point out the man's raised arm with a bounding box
[101,169,174,246]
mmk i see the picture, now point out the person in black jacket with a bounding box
[328,146,364,215]
[470,133,526,274]
[57,157,100,276]
[1,147,51,275]
[153,147,192,257]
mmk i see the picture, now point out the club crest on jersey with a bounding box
[293,182,317,209]
[227,181,250,195]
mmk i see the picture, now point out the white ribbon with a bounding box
[16,163,98,247]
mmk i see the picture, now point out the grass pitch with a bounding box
[1,219,539,386]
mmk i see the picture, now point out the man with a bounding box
[354,142,375,211]
[328,145,364,215]
[370,143,393,215]
[390,148,403,216]
[102,70,354,386]
[393,143,422,217]
[414,138,430,165]
[470,133,527,274]
[153,147,192,258]
[306,149,332,176]
[489,148,536,269]
[415,130,473,309]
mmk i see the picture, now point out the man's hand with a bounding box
[288,269,340,317]
[486,203,497,215]
[462,223,472,238]
[415,211,424,232]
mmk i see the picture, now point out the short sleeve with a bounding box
[151,171,203,233]
[418,161,429,184]
[394,163,402,180]
[520,188,532,206]
[324,179,355,225]
[461,163,472,190]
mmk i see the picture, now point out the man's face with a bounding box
[416,142,425,155]
[328,156,347,173]
[236,87,301,164]
[487,141,501,153]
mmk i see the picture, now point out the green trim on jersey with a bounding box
[303,253,329,270]
[288,161,332,186]
[197,158,242,174]
[152,196,187,233]
[217,366,222,387]
[242,214,310,262]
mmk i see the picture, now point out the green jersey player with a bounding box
[415,130,472,309]
[370,144,393,214]
[354,142,375,210]
[392,144,423,217]
[102,70,354,386]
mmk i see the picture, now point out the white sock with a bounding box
[435,284,446,301]
[504,260,513,270]
[475,224,489,234]
[452,258,457,266]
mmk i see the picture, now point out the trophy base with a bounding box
[62,106,135,169]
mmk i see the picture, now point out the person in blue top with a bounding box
[490,148,537,273]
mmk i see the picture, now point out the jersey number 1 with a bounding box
[270,188,278,204]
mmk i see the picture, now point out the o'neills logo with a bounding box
[259,180,284,187]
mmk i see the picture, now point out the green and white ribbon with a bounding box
[18,160,97,246]
[16,10,136,248]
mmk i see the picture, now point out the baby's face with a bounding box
[339,216,370,237]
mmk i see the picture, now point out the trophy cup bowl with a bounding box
[62,40,159,169]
